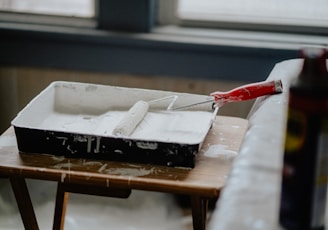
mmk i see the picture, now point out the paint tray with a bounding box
[11,81,217,168]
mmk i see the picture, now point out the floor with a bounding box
[0,179,197,230]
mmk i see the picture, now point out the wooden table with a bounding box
[0,115,247,230]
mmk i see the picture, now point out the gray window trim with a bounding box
[0,0,309,82]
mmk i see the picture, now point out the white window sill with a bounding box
[151,25,327,50]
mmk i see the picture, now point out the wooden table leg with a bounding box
[53,183,69,230]
[191,196,208,230]
[9,176,39,230]
[53,182,132,230]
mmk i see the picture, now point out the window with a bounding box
[1,0,327,35]
[0,0,155,32]
[175,0,328,34]
[0,0,321,83]
[0,0,94,18]
[178,0,328,24]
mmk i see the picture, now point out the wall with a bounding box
[0,66,254,133]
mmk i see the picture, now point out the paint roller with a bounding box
[113,100,149,137]
[113,80,283,136]
[112,96,178,137]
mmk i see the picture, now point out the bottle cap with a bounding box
[300,46,328,79]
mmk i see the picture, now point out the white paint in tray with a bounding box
[12,81,216,145]
[37,110,213,144]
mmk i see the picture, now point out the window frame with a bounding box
[0,0,321,83]
[162,0,328,36]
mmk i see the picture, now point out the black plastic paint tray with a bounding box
[11,81,217,167]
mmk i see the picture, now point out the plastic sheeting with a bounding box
[209,59,312,230]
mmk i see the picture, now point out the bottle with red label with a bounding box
[279,47,328,230]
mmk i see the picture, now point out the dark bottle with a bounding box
[279,47,328,230]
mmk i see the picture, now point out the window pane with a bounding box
[178,0,328,27]
[0,0,94,18]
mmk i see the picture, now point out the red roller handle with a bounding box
[210,79,283,105]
